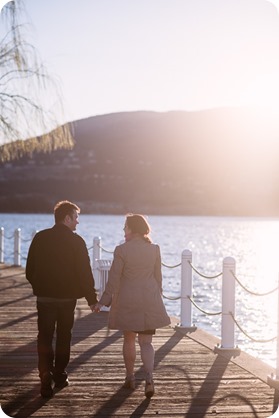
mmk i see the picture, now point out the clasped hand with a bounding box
[90,303,103,313]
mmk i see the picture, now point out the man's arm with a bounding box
[75,236,98,306]
[25,234,38,286]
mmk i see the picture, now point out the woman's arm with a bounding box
[154,244,163,292]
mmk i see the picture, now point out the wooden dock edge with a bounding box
[171,320,275,386]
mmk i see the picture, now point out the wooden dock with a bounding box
[0,264,278,418]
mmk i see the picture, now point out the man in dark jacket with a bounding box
[26,200,98,398]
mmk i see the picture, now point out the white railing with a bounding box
[0,227,37,266]
[95,259,111,312]
[92,236,279,389]
[92,238,240,350]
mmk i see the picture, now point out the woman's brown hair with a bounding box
[125,214,152,243]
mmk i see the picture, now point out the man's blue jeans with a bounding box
[36,298,77,379]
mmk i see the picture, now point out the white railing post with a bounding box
[93,236,102,289]
[178,249,196,330]
[218,256,239,351]
[14,228,21,266]
[0,227,4,263]
[97,259,112,310]
[267,278,279,389]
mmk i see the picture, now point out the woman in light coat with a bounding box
[94,214,170,398]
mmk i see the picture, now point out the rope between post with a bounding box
[97,243,114,254]
[229,312,276,343]
[3,234,14,240]
[230,270,278,296]
[188,296,222,316]
[188,261,222,279]
[162,293,181,300]
[21,237,32,243]
[161,261,181,268]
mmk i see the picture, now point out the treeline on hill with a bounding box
[0,109,279,216]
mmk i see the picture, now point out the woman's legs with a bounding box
[123,331,137,378]
[138,333,154,381]
[138,333,155,397]
[122,331,155,396]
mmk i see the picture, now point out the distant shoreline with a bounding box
[1,110,278,219]
[0,209,279,220]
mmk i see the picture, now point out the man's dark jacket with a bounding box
[26,223,98,305]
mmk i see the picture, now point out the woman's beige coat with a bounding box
[99,237,170,331]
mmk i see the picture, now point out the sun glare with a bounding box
[245,221,279,337]
[241,73,279,113]
[250,221,279,287]
[267,0,279,13]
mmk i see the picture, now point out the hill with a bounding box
[0,108,278,216]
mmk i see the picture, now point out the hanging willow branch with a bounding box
[0,0,74,161]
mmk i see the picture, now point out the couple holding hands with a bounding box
[26,200,170,399]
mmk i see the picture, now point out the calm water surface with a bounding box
[1,213,279,368]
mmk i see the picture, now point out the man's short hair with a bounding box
[54,200,80,224]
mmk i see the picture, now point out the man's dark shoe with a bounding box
[40,372,53,398]
[54,372,69,389]
[54,377,69,389]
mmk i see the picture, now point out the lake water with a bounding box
[1,213,279,369]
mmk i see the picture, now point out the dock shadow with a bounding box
[3,386,49,418]
[185,352,268,417]
[130,398,151,417]
[0,280,27,292]
[0,311,37,330]
[154,329,184,369]
[186,353,231,417]
[212,393,259,417]
[91,329,184,417]
[0,292,33,308]
[68,328,122,375]
[0,311,119,418]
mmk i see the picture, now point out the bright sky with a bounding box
[3,0,279,125]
